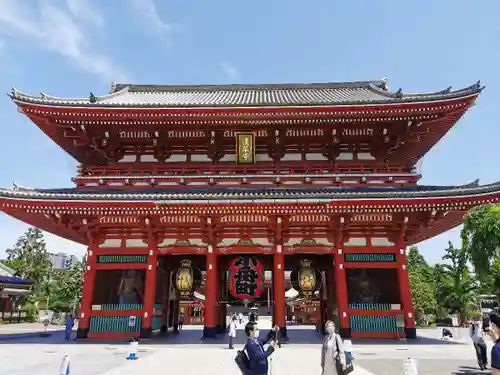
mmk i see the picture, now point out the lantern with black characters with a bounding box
[290,259,322,298]
[174,259,202,299]
[229,256,265,300]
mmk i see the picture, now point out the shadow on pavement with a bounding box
[0,325,464,347]
[351,336,464,346]
[454,365,490,374]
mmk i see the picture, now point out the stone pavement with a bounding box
[0,323,492,375]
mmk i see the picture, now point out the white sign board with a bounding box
[128,316,137,328]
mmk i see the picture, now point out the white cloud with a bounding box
[219,62,240,80]
[66,0,104,27]
[0,0,127,82]
[129,0,171,33]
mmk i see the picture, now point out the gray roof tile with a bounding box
[9,80,484,108]
[1,181,499,202]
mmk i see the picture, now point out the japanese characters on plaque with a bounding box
[229,256,264,300]
[236,133,255,164]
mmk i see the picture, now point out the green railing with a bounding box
[96,255,148,264]
[349,315,402,333]
[344,253,396,262]
[348,303,394,310]
[348,303,401,333]
[89,316,142,333]
[100,304,143,311]
[152,303,163,331]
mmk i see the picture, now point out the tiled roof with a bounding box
[1,180,499,202]
[9,80,484,108]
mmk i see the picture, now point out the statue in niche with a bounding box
[117,270,144,304]
[348,269,380,304]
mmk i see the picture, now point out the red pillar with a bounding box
[396,243,416,338]
[334,248,350,338]
[141,241,158,338]
[273,245,287,339]
[203,249,218,338]
[77,243,97,339]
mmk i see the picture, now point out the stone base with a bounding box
[404,327,417,339]
[339,327,351,339]
[76,328,88,339]
[140,327,152,338]
[202,326,217,339]
[278,326,288,341]
[214,324,223,335]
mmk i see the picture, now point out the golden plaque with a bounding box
[236,133,255,164]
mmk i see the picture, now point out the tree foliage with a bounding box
[438,242,477,324]
[407,246,436,323]
[1,227,84,315]
[462,204,500,277]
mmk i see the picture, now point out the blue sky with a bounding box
[0,0,498,263]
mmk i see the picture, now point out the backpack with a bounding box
[234,344,250,374]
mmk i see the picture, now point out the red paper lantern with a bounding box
[229,256,264,300]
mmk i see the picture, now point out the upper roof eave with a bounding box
[7,80,484,110]
[0,180,499,203]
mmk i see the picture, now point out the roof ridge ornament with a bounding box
[89,92,97,103]
[395,88,403,98]
[110,82,117,94]
[380,78,388,91]
[11,87,17,97]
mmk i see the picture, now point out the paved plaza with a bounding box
[0,322,493,375]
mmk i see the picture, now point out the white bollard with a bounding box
[126,339,139,360]
[59,354,70,375]
[404,357,418,375]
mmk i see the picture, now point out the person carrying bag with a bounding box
[321,320,354,375]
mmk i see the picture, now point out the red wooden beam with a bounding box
[342,247,396,254]
[348,309,403,316]
[89,309,143,317]
[87,331,139,339]
[351,332,402,339]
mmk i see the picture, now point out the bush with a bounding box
[23,303,39,323]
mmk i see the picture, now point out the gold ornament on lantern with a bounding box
[175,259,194,297]
[298,259,316,297]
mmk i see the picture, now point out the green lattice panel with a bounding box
[96,255,148,264]
[101,304,143,311]
[89,316,142,333]
[349,315,403,333]
[348,303,392,310]
[152,303,163,331]
[344,253,396,262]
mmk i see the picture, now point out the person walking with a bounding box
[321,320,346,375]
[244,322,278,375]
[178,314,184,331]
[487,313,500,374]
[228,315,238,349]
[65,313,75,341]
[470,317,488,370]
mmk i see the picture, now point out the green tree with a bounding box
[48,259,84,312]
[3,227,52,296]
[439,241,477,324]
[407,246,436,323]
[462,204,500,278]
